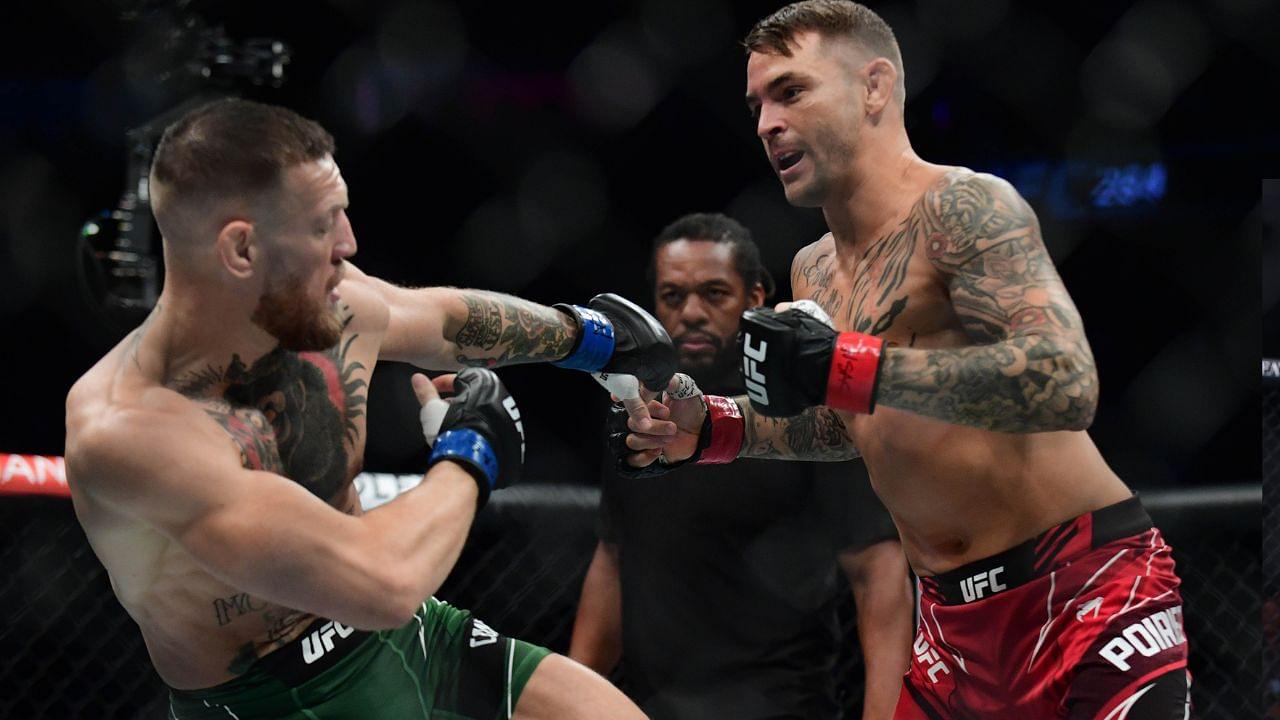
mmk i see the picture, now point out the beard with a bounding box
[250,271,344,352]
[785,125,857,208]
[676,333,743,395]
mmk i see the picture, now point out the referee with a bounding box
[570,214,913,719]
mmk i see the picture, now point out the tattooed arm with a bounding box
[435,289,577,368]
[356,266,576,369]
[651,392,859,462]
[876,172,1099,432]
[739,396,860,460]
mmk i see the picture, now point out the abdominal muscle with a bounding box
[848,407,1132,577]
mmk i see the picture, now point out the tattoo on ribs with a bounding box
[453,291,576,367]
[213,592,267,627]
[877,172,1098,432]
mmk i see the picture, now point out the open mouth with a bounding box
[777,151,804,171]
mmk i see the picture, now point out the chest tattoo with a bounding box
[798,211,923,338]
[172,334,368,500]
[801,252,845,322]
[847,216,919,335]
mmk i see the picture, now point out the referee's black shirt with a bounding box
[598,393,898,720]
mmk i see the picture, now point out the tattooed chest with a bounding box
[800,242,956,349]
[176,335,369,500]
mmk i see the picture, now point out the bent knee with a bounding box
[514,654,646,720]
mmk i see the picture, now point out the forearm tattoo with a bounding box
[451,291,577,367]
[739,397,859,461]
[876,173,1098,432]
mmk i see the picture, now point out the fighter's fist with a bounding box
[553,293,677,393]
[605,374,743,478]
[414,368,525,507]
[738,305,884,417]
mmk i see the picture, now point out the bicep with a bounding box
[357,271,459,368]
[176,469,368,596]
[923,174,1085,344]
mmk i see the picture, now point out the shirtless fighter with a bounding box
[615,2,1191,718]
[63,98,670,719]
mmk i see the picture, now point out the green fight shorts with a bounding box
[168,598,551,720]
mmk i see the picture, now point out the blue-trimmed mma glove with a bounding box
[418,368,525,509]
[552,293,678,393]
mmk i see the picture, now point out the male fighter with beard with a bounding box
[63,98,673,719]
[614,3,1191,718]
[571,213,911,720]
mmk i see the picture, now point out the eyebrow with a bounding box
[658,279,735,292]
[745,71,804,107]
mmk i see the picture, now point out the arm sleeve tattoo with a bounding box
[877,172,1099,433]
[449,291,578,367]
[738,396,860,461]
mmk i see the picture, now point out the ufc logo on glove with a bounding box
[742,333,769,405]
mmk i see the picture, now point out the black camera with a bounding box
[78,2,290,332]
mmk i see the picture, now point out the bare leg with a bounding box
[513,653,647,720]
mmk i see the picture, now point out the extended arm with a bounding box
[569,541,624,675]
[838,541,913,720]
[739,397,858,461]
[608,381,857,474]
[876,173,1098,432]
[357,266,678,436]
[365,269,578,370]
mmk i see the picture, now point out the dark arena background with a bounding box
[0,1,1272,718]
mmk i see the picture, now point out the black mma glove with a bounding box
[553,293,677,393]
[739,303,885,417]
[422,368,525,508]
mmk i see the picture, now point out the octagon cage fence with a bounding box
[0,453,1262,719]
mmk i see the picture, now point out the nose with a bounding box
[679,293,710,327]
[332,211,357,260]
[756,104,785,142]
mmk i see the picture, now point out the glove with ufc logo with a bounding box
[738,300,884,418]
[415,368,525,508]
[552,293,678,393]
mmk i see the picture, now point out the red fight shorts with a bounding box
[895,496,1191,720]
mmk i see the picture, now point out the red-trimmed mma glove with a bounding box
[419,368,525,509]
[605,375,744,479]
[738,301,884,417]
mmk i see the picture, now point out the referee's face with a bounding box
[653,239,766,377]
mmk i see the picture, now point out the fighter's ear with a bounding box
[215,220,258,279]
[863,57,898,116]
[747,282,767,309]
